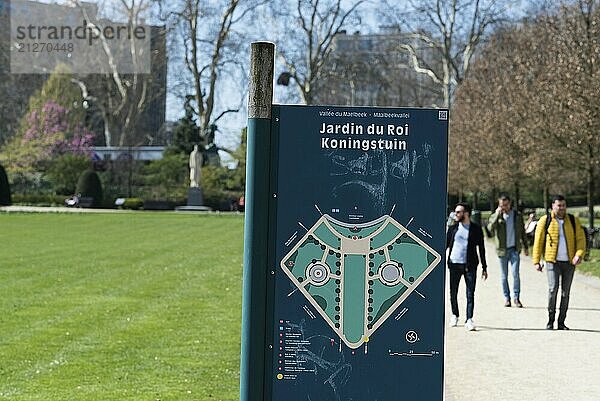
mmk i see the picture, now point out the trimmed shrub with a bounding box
[46,154,91,195]
[11,194,65,206]
[143,200,176,210]
[120,198,144,210]
[203,189,242,211]
[139,154,188,200]
[0,164,11,205]
[75,170,103,208]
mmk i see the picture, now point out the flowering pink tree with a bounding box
[4,101,94,175]
[23,101,93,156]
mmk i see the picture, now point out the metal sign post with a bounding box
[240,41,275,401]
[241,42,449,401]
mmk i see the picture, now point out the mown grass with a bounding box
[0,212,244,401]
[579,248,600,278]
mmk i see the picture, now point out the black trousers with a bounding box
[449,263,477,320]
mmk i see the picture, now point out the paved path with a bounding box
[445,241,600,401]
[0,205,130,213]
[0,205,219,214]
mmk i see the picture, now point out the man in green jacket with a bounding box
[487,194,529,307]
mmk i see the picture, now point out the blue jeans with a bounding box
[546,261,575,324]
[498,247,520,300]
[449,263,477,320]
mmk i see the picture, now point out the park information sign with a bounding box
[261,105,448,401]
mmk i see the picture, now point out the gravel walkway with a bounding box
[445,241,600,401]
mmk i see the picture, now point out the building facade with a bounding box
[313,28,443,108]
[0,0,167,147]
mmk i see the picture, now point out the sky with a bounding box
[160,0,351,154]
[16,0,530,156]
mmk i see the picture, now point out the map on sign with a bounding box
[280,213,441,349]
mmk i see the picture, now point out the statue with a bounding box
[189,144,203,188]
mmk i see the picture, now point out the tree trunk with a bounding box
[588,165,595,228]
[489,188,497,211]
[102,111,112,147]
[543,186,549,212]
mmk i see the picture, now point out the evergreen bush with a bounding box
[122,198,144,210]
[76,170,103,208]
[12,194,65,206]
[47,154,91,195]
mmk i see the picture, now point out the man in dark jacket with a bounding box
[446,202,488,331]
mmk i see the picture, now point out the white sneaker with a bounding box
[465,319,475,331]
[449,315,458,327]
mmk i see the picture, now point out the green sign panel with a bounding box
[261,105,448,401]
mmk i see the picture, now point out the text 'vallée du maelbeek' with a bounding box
[319,122,409,151]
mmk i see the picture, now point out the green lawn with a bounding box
[579,248,600,278]
[0,212,244,401]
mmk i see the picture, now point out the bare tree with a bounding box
[182,0,238,140]
[450,2,600,222]
[450,20,554,205]
[159,0,269,153]
[273,0,365,105]
[385,0,511,108]
[545,0,600,226]
[514,14,581,208]
[69,0,167,147]
[313,28,443,107]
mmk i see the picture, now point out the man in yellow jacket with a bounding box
[532,195,586,330]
